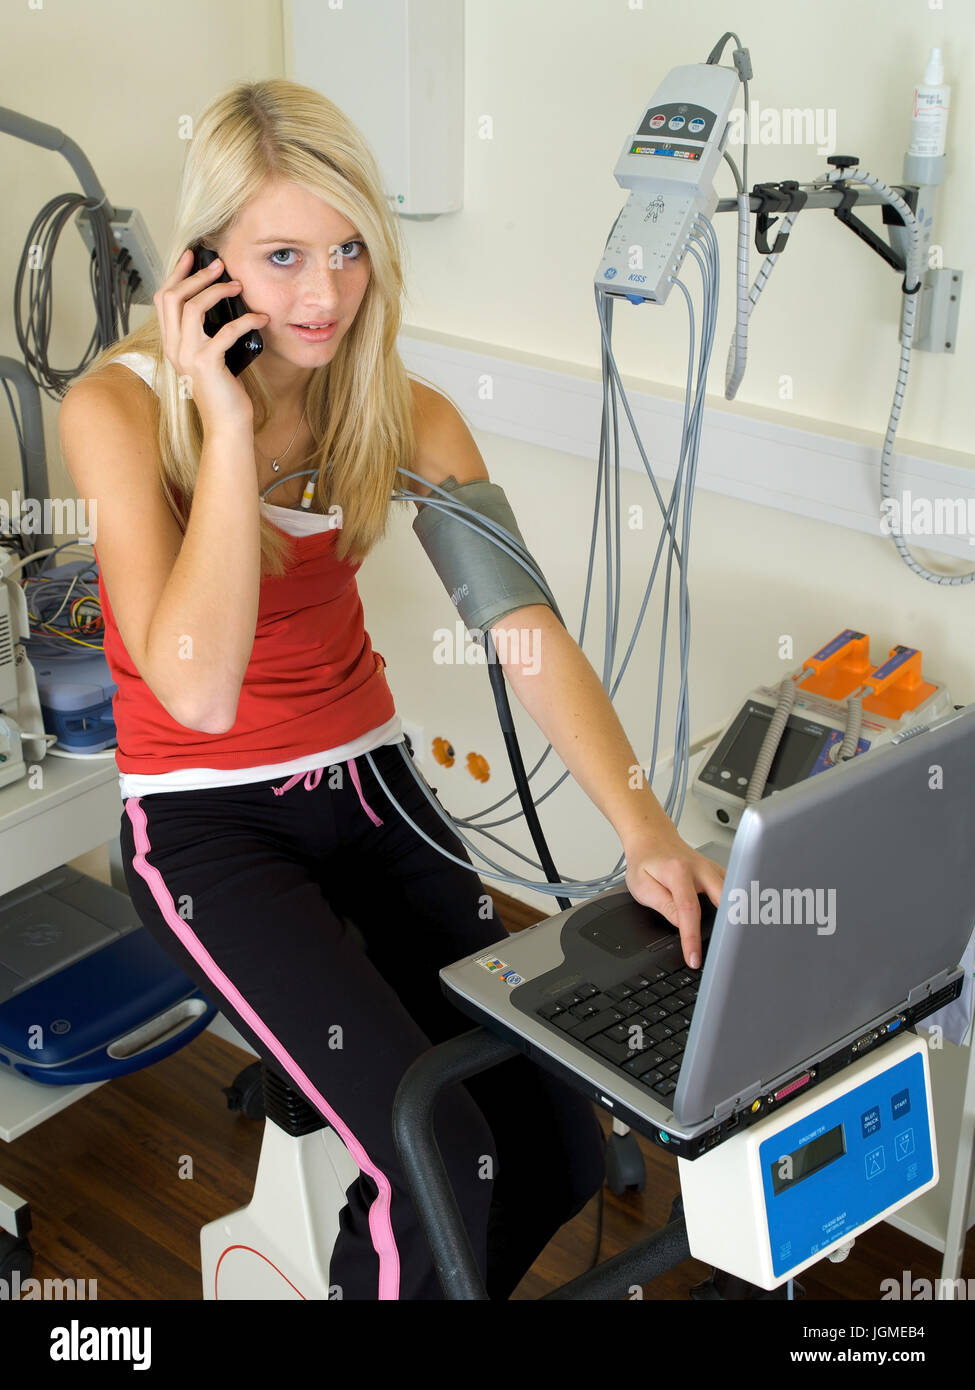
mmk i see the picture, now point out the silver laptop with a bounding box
[440,703,975,1158]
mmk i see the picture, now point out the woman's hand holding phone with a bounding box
[154,248,268,433]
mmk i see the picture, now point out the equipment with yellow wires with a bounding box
[19,555,105,657]
[0,540,118,782]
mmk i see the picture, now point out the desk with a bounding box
[0,754,126,1239]
[0,752,126,898]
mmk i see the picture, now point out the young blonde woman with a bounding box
[59,80,724,1300]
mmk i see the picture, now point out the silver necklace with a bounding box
[256,407,306,472]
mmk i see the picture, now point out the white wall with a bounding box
[360,0,975,910]
[396,0,972,450]
[2,1,972,912]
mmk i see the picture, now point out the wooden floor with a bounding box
[4,884,972,1302]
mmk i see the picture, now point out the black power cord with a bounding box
[483,629,608,1272]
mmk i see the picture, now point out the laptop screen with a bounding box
[673,705,975,1127]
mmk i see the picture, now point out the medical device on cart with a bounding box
[678,1031,937,1289]
[693,628,952,830]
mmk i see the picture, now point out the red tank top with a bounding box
[98,518,395,773]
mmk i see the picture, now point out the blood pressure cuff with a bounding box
[412,475,558,637]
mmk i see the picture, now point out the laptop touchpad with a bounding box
[578,899,675,956]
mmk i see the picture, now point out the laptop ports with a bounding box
[773,1070,812,1103]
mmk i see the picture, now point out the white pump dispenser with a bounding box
[909,46,950,158]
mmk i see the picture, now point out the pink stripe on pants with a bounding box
[124,795,400,1299]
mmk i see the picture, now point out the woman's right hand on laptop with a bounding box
[622,827,726,971]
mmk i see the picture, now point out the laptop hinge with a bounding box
[712,1084,763,1124]
[907,968,954,1006]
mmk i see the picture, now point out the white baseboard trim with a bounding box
[399,327,975,565]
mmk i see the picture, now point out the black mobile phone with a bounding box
[190,243,263,377]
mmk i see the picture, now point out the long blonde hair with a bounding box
[76,79,416,574]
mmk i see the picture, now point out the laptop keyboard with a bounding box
[535,960,702,1101]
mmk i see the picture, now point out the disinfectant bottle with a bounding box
[908,47,950,158]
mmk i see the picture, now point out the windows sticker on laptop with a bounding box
[476,956,525,986]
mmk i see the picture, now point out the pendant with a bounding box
[271,459,279,472]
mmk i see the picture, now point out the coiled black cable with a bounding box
[14,193,130,400]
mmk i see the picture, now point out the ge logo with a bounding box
[50,1019,71,1035]
[23,924,61,947]
[605,266,618,279]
